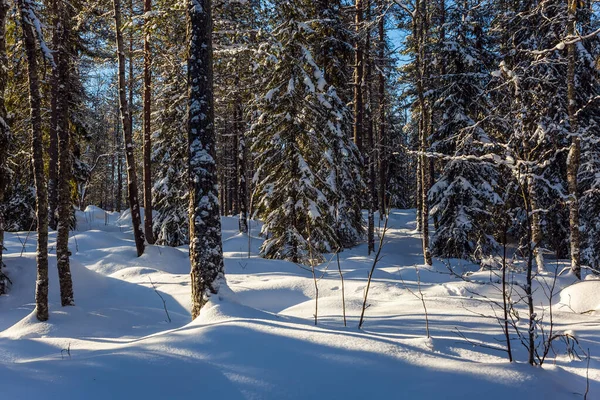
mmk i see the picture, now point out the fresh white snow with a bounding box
[0,208,598,399]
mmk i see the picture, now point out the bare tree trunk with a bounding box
[529,179,545,273]
[55,0,74,306]
[522,180,536,366]
[415,0,431,265]
[48,0,59,231]
[188,0,224,319]
[0,0,9,295]
[416,154,422,231]
[237,101,248,234]
[353,0,363,153]
[566,0,581,279]
[116,107,123,213]
[17,0,49,321]
[365,0,375,255]
[231,103,239,216]
[377,10,387,215]
[142,0,154,244]
[113,0,145,256]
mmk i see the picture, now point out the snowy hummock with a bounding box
[0,209,597,399]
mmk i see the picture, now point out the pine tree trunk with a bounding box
[377,11,387,215]
[143,0,154,244]
[113,0,145,257]
[55,1,74,306]
[18,0,49,321]
[188,0,224,320]
[48,0,59,231]
[365,0,375,254]
[0,0,9,295]
[566,0,581,279]
[116,108,123,213]
[353,0,363,153]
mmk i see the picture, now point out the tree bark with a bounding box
[143,0,154,244]
[17,0,49,320]
[0,0,9,295]
[188,0,224,319]
[353,0,363,153]
[116,106,123,212]
[566,0,581,279]
[55,0,75,305]
[377,10,386,215]
[236,101,248,233]
[48,0,59,231]
[415,0,432,265]
[529,179,545,273]
[113,0,145,256]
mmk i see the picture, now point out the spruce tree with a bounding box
[429,0,501,261]
[252,1,363,263]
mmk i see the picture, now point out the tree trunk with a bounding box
[237,101,248,233]
[377,10,386,215]
[143,0,154,244]
[529,179,545,273]
[231,104,239,216]
[116,107,123,213]
[0,0,9,295]
[365,0,375,255]
[113,0,145,256]
[17,0,49,321]
[188,0,224,320]
[353,0,363,153]
[48,0,59,231]
[415,0,432,265]
[566,0,581,279]
[55,0,74,306]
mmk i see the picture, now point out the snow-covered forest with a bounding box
[1,0,600,398]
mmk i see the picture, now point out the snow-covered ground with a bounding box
[1,208,598,399]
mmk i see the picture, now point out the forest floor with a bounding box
[0,208,599,399]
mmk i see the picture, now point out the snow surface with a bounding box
[0,209,598,399]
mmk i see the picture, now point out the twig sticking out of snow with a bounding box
[149,277,171,323]
[358,213,389,329]
[336,251,346,327]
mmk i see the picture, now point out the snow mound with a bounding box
[558,280,600,314]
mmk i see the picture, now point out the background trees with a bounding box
[0,0,599,321]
